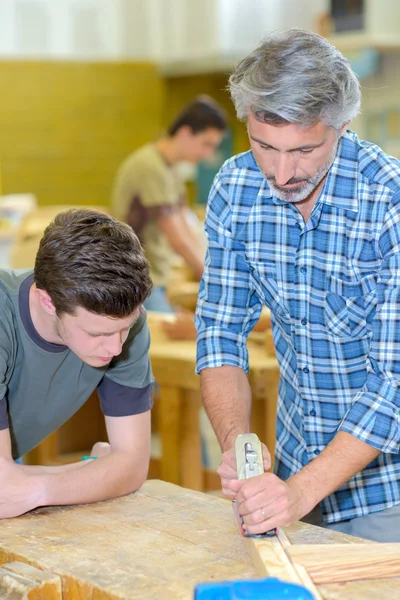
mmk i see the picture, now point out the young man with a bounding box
[0,209,153,519]
[195,29,400,542]
[111,95,227,314]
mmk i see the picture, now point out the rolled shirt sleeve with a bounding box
[195,168,263,374]
[339,206,400,453]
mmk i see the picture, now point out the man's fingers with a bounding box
[261,443,271,470]
[243,514,280,535]
[221,487,236,500]
[217,463,237,479]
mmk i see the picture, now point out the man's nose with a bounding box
[274,153,296,186]
[104,333,123,357]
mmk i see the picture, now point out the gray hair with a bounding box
[229,29,361,129]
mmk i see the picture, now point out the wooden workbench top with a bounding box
[148,314,278,393]
[0,480,398,599]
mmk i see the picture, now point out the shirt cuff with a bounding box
[196,327,249,374]
[339,372,400,453]
[98,378,153,416]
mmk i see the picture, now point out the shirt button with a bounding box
[300,266,307,273]
[301,318,307,326]
[303,366,309,374]
[310,410,316,417]
[295,223,301,229]
[314,449,320,455]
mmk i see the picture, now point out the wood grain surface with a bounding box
[0,480,399,599]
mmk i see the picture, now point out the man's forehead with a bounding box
[248,115,331,149]
[73,306,139,329]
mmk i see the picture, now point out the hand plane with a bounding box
[233,433,276,537]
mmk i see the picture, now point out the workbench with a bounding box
[0,479,397,599]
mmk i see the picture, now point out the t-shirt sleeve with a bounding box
[97,310,154,417]
[0,317,12,430]
[0,397,8,430]
[134,155,185,212]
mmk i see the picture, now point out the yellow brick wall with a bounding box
[0,61,164,206]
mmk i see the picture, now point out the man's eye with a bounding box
[299,149,313,155]
[260,145,272,151]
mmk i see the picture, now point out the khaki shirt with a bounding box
[111,144,186,287]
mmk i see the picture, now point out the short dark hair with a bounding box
[34,209,153,317]
[167,95,228,136]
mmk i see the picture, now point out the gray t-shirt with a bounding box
[0,269,154,459]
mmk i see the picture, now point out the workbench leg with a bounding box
[159,385,181,485]
[180,390,203,491]
[250,397,266,447]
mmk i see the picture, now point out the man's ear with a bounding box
[176,125,194,140]
[36,288,56,316]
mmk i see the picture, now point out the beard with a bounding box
[264,140,339,204]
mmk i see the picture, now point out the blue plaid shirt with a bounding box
[195,130,400,524]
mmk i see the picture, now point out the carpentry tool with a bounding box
[194,576,315,599]
[234,433,277,537]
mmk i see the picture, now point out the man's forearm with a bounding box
[288,430,380,511]
[200,365,252,452]
[21,460,93,475]
[35,451,149,508]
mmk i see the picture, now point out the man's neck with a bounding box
[155,136,181,165]
[29,284,64,345]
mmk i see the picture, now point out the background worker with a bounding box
[111,95,227,316]
[0,209,153,519]
[196,29,400,542]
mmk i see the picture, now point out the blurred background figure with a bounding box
[111,96,227,320]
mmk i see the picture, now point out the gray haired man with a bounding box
[195,29,400,542]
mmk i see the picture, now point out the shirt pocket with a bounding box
[325,274,377,339]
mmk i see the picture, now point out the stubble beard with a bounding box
[265,140,339,204]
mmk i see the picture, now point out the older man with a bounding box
[196,29,400,542]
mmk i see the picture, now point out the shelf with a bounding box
[160,32,400,78]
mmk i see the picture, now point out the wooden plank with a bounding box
[0,481,400,599]
[288,543,400,583]
[0,562,61,599]
[277,529,322,598]
[243,530,322,600]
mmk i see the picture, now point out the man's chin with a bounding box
[82,356,112,367]
[270,186,310,203]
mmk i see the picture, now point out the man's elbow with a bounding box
[117,456,149,496]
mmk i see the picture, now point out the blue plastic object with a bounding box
[194,577,315,599]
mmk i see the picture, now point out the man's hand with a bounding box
[217,443,271,499]
[0,457,42,519]
[228,472,314,534]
